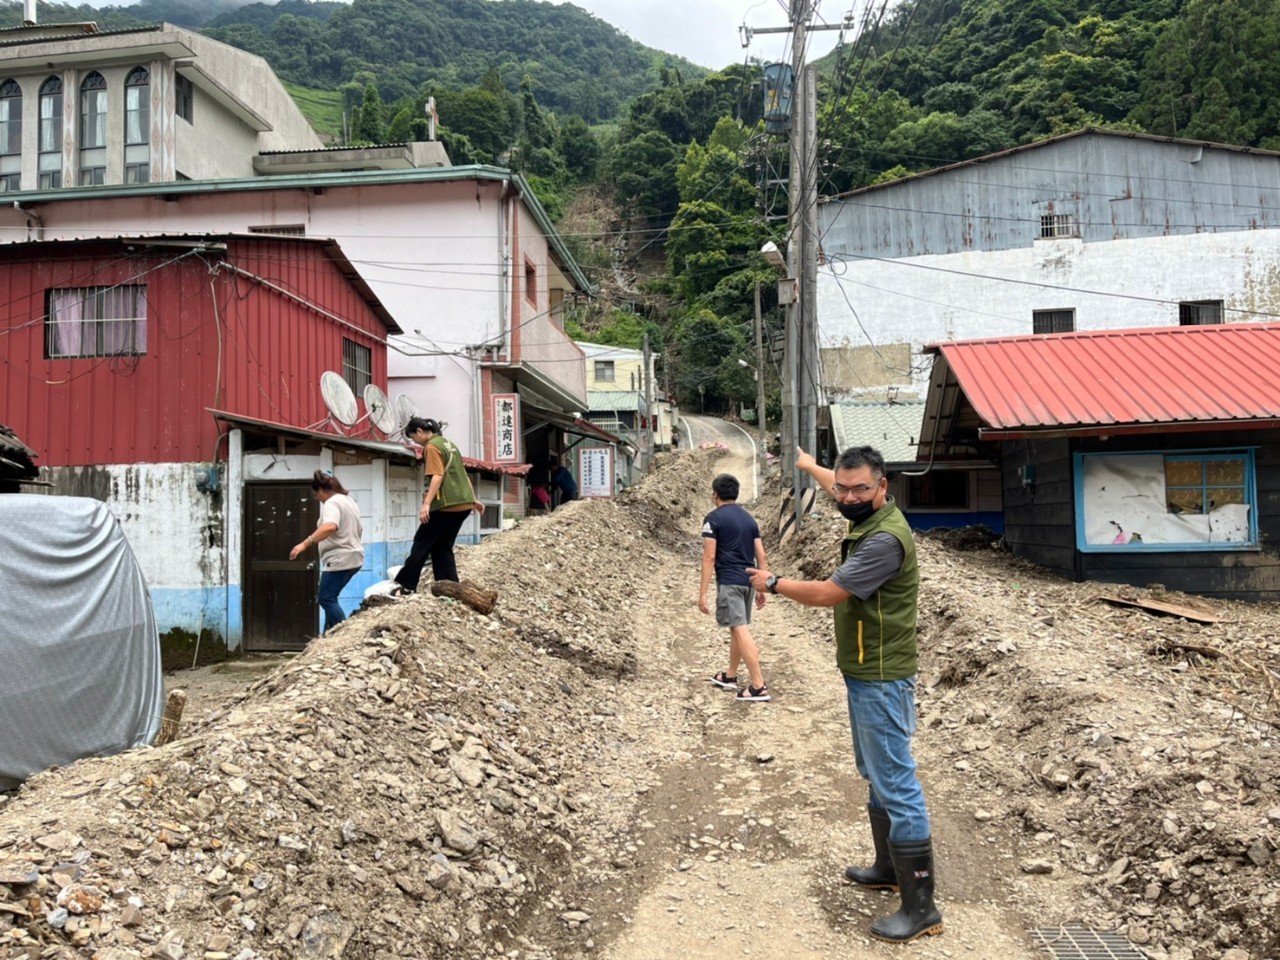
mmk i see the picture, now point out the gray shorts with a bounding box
[716,584,754,628]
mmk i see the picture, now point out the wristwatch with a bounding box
[765,574,779,594]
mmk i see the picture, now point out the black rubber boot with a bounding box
[843,805,898,891]
[869,838,944,943]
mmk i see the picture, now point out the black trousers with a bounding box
[394,509,469,591]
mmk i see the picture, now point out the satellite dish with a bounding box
[363,384,397,436]
[320,371,359,427]
[394,393,419,432]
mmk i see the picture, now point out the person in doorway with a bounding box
[393,417,484,595]
[746,445,942,944]
[699,473,770,702]
[671,426,680,449]
[290,470,364,633]
[548,456,578,508]
[529,482,552,513]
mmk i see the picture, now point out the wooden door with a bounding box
[243,482,317,651]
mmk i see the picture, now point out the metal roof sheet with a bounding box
[829,400,925,464]
[586,390,644,413]
[926,323,1280,436]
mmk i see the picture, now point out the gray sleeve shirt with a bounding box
[830,532,905,600]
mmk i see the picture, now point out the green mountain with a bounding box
[1,0,704,124]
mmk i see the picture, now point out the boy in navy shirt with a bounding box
[699,473,771,701]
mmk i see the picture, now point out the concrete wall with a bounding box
[0,25,319,191]
[37,439,416,656]
[817,228,1280,396]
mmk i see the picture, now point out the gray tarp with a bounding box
[0,495,164,790]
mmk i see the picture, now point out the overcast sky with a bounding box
[554,0,860,71]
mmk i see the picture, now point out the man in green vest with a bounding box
[748,445,942,944]
[392,417,484,595]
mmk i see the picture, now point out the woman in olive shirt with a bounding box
[392,417,483,594]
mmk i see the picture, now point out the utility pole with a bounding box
[753,282,768,476]
[642,331,654,463]
[750,1,841,531]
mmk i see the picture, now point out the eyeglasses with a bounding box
[831,480,882,498]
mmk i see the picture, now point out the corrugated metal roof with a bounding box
[926,323,1280,437]
[586,390,644,413]
[823,126,1280,202]
[829,400,925,464]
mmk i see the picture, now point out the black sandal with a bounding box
[736,683,771,702]
[708,671,738,690]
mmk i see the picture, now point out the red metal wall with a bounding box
[0,238,390,467]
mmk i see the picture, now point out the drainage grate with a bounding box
[1031,925,1148,960]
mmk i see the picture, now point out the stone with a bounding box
[0,862,39,885]
[1020,859,1054,875]
[449,756,486,788]
[298,912,355,959]
[436,810,480,855]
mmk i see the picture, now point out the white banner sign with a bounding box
[578,446,614,499]
[493,394,520,462]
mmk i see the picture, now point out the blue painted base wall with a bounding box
[903,511,1004,533]
[148,539,414,650]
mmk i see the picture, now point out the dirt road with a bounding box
[681,414,762,503]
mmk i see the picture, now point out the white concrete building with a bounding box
[0,19,321,189]
[816,128,1280,398]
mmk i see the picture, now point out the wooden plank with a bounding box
[1096,593,1220,624]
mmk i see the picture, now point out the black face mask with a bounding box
[838,500,877,524]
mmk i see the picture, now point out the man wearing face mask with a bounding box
[747,445,942,944]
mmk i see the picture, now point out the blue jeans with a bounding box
[318,568,359,633]
[844,674,932,842]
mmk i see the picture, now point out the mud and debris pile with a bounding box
[772,493,1280,960]
[1,450,1276,960]
[0,451,721,960]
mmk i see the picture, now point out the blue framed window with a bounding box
[1074,449,1258,552]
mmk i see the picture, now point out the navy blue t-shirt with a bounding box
[701,503,760,586]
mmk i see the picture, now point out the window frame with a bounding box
[342,337,372,396]
[38,76,63,189]
[1179,300,1224,326]
[44,285,148,359]
[1073,448,1259,553]
[0,78,21,192]
[524,258,537,306]
[1039,213,1077,239]
[1032,308,1075,335]
[79,71,107,185]
[175,73,193,123]
[594,360,615,383]
[123,66,150,184]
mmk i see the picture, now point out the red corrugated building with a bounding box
[2,235,396,466]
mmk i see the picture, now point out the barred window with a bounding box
[1039,213,1076,239]
[46,285,148,358]
[342,338,372,395]
[1033,308,1075,334]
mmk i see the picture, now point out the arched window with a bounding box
[0,78,21,192]
[38,76,62,189]
[124,66,149,183]
[79,71,106,185]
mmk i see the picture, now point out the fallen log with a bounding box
[430,579,498,615]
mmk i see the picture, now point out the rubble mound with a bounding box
[0,452,724,960]
[777,504,1280,960]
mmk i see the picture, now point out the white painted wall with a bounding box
[818,229,1280,395]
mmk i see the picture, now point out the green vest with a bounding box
[428,435,476,509]
[832,499,920,681]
